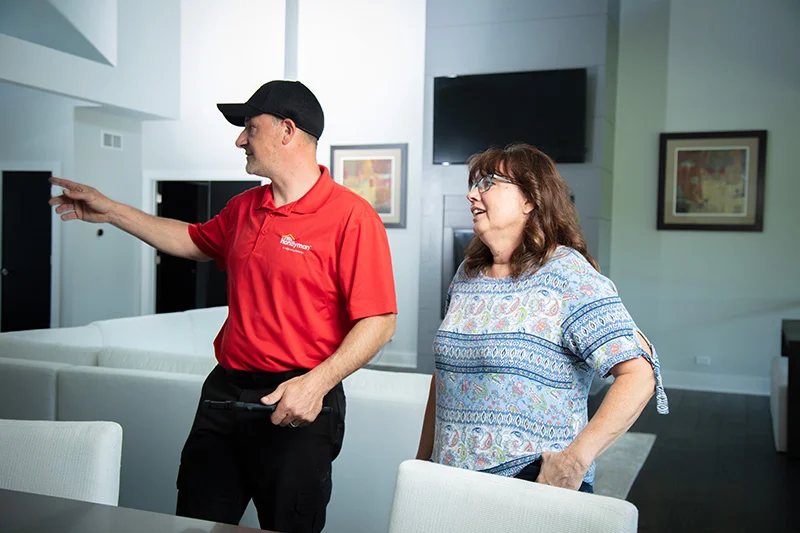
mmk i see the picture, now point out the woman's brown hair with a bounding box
[463,143,599,278]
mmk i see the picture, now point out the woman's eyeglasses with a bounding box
[469,173,514,194]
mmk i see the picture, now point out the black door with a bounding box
[156,180,259,313]
[1,171,52,332]
[156,181,208,314]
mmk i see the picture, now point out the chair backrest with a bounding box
[388,460,638,533]
[0,419,123,506]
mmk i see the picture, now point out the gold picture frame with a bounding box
[657,130,767,231]
[330,144,408,228]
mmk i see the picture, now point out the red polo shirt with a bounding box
[187,165,397,372]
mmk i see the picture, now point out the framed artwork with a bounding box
[657,130,767,231]
[330,143,408,228]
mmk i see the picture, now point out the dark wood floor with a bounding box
[589,388,800,532]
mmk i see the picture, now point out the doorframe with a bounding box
[141,170,265,315]
[0,161,63,329]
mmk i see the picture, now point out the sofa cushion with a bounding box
[1,325,103,346]
[57,366,205,514]
[98,347,217,376]
[0,357,70,420]
[91,312,194,354]
[327,369,432,533]
[342,368,431,402]
[184,306,228,357]
[0,337,99,366]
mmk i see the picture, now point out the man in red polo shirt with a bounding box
[49,80,397,533]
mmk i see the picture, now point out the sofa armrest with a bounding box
[98,347,217,376]
[0,337,99,365]
[91,312,194,354]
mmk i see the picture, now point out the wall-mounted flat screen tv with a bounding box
[433,68,587,164]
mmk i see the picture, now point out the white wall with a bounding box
[140,0,285,315]
[0,0,181,327]
[416,0,615,372]
[296,0,427,367]
[0,83,82,328]
[0,0,178,119]
[50,0,119,65]
[142,0,285,173]
[0,84,78,173]
[611,0,800,394]
[0,88,145,328]
[69,107,142,325]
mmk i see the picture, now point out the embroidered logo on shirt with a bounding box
[280,234,312,253]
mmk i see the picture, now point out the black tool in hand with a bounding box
[203,400,331,414]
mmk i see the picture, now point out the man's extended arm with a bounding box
[50,177,210,261]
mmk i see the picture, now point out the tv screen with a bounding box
[433,69,587,164]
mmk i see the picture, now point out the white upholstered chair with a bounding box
[388,460,638,533]
[0,419,123,505]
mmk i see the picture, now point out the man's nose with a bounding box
[235,129,247,148]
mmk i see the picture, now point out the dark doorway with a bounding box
[441,229,474,318]
[1,171,52,332]
[156,180,259,313]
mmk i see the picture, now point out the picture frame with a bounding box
[330,143,408,228]
[657,130,767,231]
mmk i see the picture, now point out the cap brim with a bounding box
[216,103,263,127]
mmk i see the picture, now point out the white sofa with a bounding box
[0,307,429,532]
[0,308,631,532]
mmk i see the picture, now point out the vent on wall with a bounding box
[101,131,123,150]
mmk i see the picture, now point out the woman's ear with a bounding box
[522,198,534,215]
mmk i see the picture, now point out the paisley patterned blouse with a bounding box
[432,246,669,484]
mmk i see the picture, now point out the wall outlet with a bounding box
[695,355,712,366]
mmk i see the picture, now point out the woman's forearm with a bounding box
[564,366,655,470]
[416,375,436,460]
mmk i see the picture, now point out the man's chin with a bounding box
[244,163,260,176]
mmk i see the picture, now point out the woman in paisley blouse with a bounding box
[416,143,669,493]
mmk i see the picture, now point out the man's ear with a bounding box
[281,119,298,145]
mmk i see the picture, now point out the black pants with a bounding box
[514,459,594,493]
[176,365,346,533]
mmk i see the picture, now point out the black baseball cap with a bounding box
[217,80,324,139]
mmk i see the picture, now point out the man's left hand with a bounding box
[536,450,589,490]
[260,374,327,427]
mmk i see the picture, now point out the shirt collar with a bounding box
[259,165,334,214]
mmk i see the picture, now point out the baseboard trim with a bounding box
[369,349,417,369]
[661,369,769,396]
